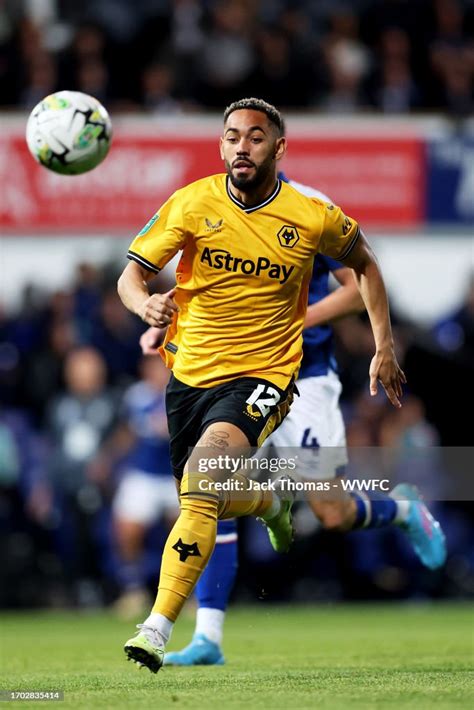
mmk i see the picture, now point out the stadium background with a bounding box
[0,0,473,615]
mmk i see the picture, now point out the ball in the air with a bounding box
[26,90,112,175]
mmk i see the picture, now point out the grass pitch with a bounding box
[1,604,472,709]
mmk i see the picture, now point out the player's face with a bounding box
[220,109,286,192]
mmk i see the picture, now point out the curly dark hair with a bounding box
[223,98,285,136]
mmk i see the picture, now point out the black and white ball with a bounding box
[26,91,112,175]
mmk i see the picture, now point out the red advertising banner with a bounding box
[284,137,424,226]
[0,128,424,233]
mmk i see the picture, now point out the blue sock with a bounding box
[196,519,238,611]
[351,493,398,529]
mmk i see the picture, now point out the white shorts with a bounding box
[113,470,179,525]
[266,371,348,480]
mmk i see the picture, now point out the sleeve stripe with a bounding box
[127,250,161,274]
[339,226,361,261]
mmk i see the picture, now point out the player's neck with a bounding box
[228,174,279,207]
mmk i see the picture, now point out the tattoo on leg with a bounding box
[200,429,230,452]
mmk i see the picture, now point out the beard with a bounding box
[225,153,275,192]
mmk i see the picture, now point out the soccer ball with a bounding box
[26,90,112,175]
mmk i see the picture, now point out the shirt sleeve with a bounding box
[127,190,189,274]
[317,201,361,262]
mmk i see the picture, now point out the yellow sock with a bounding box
[218,473,273,519]
[151,472,274,620]
[152,474,218,622]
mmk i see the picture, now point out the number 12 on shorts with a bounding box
[246,383,281,418]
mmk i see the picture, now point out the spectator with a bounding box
[45,346,120,604]
[72,263,103,342]
[366,28,420,112]
[75,57,110,105]
[19,50,57,108]
[429,0,474,114]
[197,0,257,107]
[250,25,312,108]
[0,0,472,114]
[167,0,205,102]
[88,287,143,385]
[141,63,183,114]
[24,319,77,424]
[0,406,55,607]
[319,9,372,112]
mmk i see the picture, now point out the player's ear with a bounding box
[219,136,225,160]
[274,136,287,161]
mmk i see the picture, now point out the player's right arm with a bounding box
[117,189,189,326]
[117,264,178,327]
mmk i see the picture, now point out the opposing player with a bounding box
[157,175,447,666]
[117,97,406,674]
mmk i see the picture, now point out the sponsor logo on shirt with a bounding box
[200,247,294,284]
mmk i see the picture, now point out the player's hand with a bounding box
[139,326,165,354]
[369,346,407,408]
[138,288,178,328]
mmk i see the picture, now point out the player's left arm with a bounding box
[317,202,406,407]
[304,266,364,329]
[341,231,406,408]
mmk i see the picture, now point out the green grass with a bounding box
[1,604,473,709]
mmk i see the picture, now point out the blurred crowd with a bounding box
[1,261,473,611]
[0,0,473,115]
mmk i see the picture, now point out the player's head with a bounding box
[221,98,286,192]
[223,98,285,136]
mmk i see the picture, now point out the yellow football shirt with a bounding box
[127,174,360,390]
